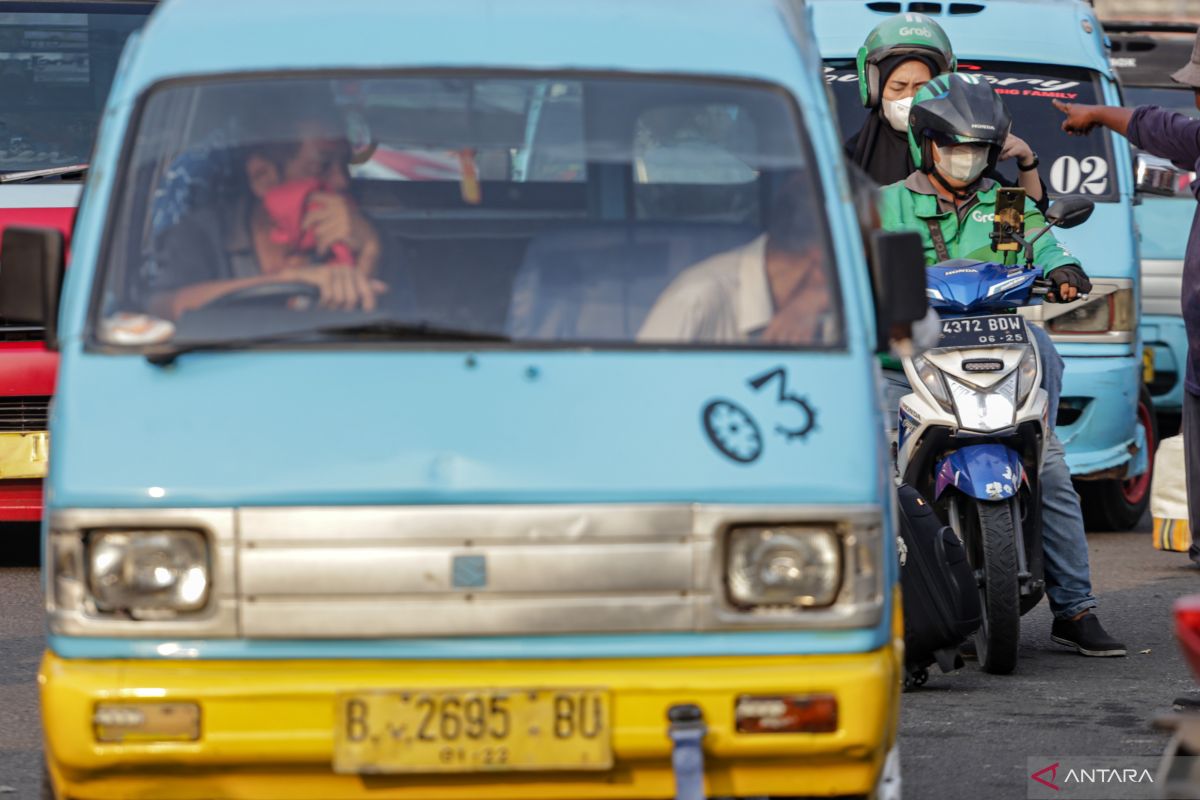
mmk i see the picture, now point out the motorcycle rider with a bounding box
[846,12,1046,208]
[880,73,1126,657]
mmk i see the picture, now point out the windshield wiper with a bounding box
[145,320,511,367]
[312,320,511,341]
[0,164,88,183]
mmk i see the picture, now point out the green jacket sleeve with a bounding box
[1024,198,1081,276]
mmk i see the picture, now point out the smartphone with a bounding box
[991,187,1026,253]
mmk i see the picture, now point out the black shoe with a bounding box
[959,639,977,661]
[1051,613,1127,657]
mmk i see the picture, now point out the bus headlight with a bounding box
[726,526,841,609]
[87,530,210,617]
[1047,289,1135,334]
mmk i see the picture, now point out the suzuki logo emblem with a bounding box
[451,554,487,589]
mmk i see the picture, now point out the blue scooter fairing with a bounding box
[925,260,1041,315]
[935,443,1027,501]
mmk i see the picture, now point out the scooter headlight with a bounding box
[912,354,952,412]
[946,371,1018,432]
[1016,346,1038,405]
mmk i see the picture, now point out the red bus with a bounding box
[0,1,153,522]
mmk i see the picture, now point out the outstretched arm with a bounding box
[1052,100,1133,138]
[1054,100,1200,168]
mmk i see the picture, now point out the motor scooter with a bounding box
[896,196,1096,674]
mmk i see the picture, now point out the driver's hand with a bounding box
[1052,100,1098,136]
[762,268,833,345]
[303,192,380,257]
[283,264,387,312]
[1045,264,1092,303]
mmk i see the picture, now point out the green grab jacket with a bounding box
[877,176,1081,274]
[876,176,1080,370]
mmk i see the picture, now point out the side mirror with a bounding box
[1136,152,1191,197]
[0,226,65,349]
[869,229,927,352]
[1045,196,1095,230]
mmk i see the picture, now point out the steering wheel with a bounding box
[198,281,321,312]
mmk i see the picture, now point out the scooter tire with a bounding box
[968,499,1022,675]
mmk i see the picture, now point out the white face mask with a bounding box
[937,143,990,184]
[882,96,914,133]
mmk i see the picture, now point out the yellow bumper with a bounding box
[0,430,47,479]
[42,644,901,800]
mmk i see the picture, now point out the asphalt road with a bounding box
[0,517,1196,799]
[0,525,43,799]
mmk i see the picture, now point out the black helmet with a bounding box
[907,73,1012,174]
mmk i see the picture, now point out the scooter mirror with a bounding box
[868,229,928,353]
[1045,196,1095,230]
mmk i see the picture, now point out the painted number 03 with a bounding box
[1049,155,1108,195]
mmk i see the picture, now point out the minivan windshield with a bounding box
[1122,85,1200,119]
[825,61,1119,201]
[94,74,843,351]
[0,5,149,173]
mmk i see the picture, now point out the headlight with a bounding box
[726,526,841,609]
[947,371,1017,431]
[87,530,210,618]
[1048,289,1135,334]
[1016,346,1038,405]
[912,354,952,411]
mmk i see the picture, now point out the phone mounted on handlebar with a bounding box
[990,192,1097,275]
[990,188,1025,253]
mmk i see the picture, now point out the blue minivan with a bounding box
[1108,21,1198,421]
[19,0,927,797]
[813,0,1155,530]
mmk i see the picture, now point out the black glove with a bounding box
[1045,264,1092,302]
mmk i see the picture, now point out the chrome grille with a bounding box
[1142,259,1183,317]
[0,396,50,432]
[236,504,884,639]
[0,325,44,342]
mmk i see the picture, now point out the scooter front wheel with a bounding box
[954,496,1022,675]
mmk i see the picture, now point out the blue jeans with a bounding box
[1025,326,1096,618]
[885,326,1097,620]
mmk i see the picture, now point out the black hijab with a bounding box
[845,54,937,187]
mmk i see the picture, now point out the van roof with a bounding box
[116,0,821,99]
[808,0,1111,74]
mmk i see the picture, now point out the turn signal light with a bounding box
[734,694,837,734]
[1175,595,1200,682]
[93,701,200,743]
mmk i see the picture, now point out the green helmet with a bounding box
[856,13,957,108]
[906,73,1011,173]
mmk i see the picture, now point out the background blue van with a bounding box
[813,0,1155,530]
[1108,21,1198,425]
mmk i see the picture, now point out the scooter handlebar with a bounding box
[1031,277,1088,302]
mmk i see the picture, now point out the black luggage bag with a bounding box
[896,484,982,687]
